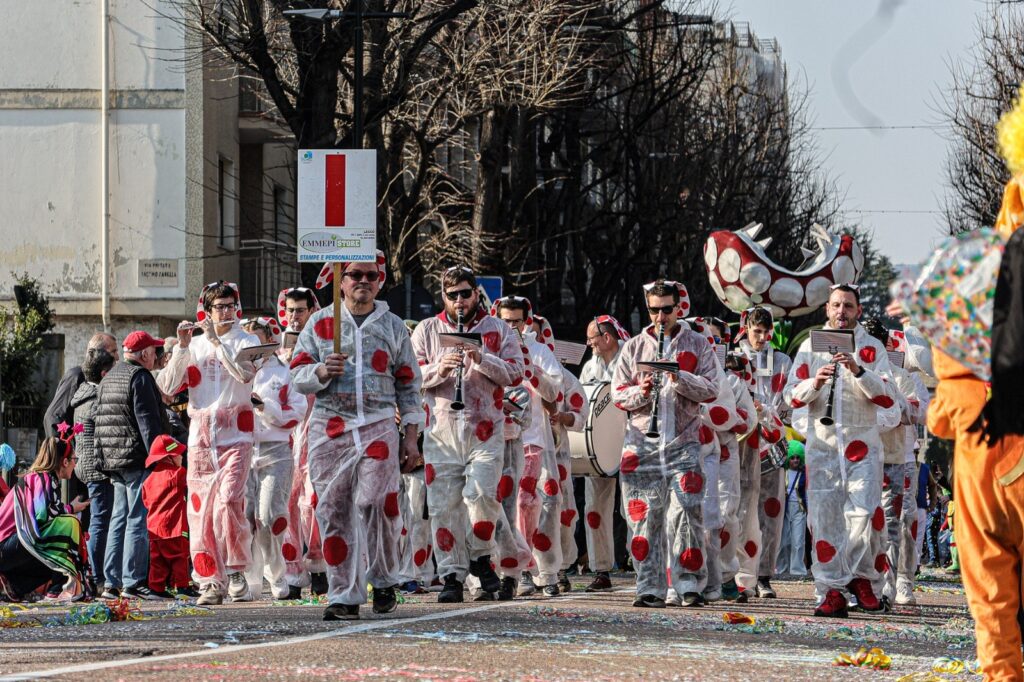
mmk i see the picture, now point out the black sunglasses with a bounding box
[445,288,475,301]
[343,271,381,282]
[647,305,676,315]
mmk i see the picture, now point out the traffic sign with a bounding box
[477,276,503,306]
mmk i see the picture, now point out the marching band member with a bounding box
[736,307,792,599]
[785,285,895,617]
[491,297,564,597]
[160,282,260,605]
[411,267,524,603]
[579,315,630,593]
[242,316,300,600]
[548,364,589,592]
[289,253,424,620]
[611,279,719,608]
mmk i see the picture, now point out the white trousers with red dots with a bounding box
[897,462,919,587]
[423,416,502,583]
[699,437,722,595]
[396,468,434,586]
[555,448,578,571]
[716,437,742,585]
[244,440,294,596]
[283,425,324,588]
[806,435,884,602]
[187,441,254,589]
[620,437,706,598]
[493,438,534,579]
[517,444,564,585]
[583,476,616,572]
[731,443,762,588]
[879,462,918,598]
[757,467,786,580]
[306,416,402,606]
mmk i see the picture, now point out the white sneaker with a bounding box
[196,583,223,606]
[518,572,537,596]
[665,588,682,606]
[895,579,917,605]
[270,581,291,600]
[228,572,252,602]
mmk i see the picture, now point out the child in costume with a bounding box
[142,435,190,598]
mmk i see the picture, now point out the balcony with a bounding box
[238,239,301,315]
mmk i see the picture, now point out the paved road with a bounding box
[0,573,974,681]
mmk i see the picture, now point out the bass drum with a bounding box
[759,438,788,476]
[568,382,626,477]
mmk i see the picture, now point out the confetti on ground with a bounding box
[0,598,214,628]
[722,612,755,625]
[833,646,892,670]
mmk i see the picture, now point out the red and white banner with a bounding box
[296,149,376,263]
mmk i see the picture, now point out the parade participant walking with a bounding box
[579,315,629,593]
[785,285,895,617]
[548,364,589,593]
[93,330,168,600]
[242,316,300,600]
[141,435,190,599]
[289,254,424,620]
[612,279,719,608]
[159,282,260,606]
[411,267,524,603]
[776,442,807,576]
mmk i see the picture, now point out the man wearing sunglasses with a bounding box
[611,279,719,608]
[288,252,424,621]
[784,284,896,618]
[159,281,261,606]
[410,266,525,604]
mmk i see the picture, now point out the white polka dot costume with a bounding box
[492,384,535,581]
[784,323,896,603]
[157,281,261,591]
[551,366,589,573]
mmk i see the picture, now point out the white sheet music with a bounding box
[809,329,855,354]
[887,350,905,368]
[439,332,482,349]
[553,340,588,365]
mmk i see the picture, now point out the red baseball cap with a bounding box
[123,331,165,353]
[146,434,186,468]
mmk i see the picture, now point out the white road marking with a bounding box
[0,602,509,680]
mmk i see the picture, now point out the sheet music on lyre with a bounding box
[714,344,728,368]
[553,340,588,366]
[809,329,855,354]
[439,332,482,349]
[887,350,905,368]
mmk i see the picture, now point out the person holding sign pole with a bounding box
[610,279,720,608]
[410,267,525,604]
[159,282,260,606]
[784,284,896,618]
[289,253,424,621]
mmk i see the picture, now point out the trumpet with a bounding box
[451,310,466,411]
[818,351,840,427]
[645,324,666,440]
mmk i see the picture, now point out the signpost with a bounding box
[476,276,503,308]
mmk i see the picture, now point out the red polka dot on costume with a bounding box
[473,520,495,541]
[699,425,713,445]
[533,531,552,552]
[627,499,648,522]
[875,553,889,572]
[796,363,810,380]
[542,479,560,496]
[425,463,435,485]
[193,551,217,578]
[530,376,539,388]
[630,536,650,562]
[271,517,288,535]
[586,511,601,529]
[197,310,206,322]
[679,471,703,494]
[872,506,885,531]
[435,527,455,552]
[313,317,334,341]
[520,476,537,495]
[187,365,202,388]
[871,395,895,409]
[748,430,761,449]
[191,493,201,512]
[560,509,577,527]
[894,495,904,518]
[311,492,318,508]
[764,497,782,518]
[493,387,504,410]
[845,440,868,462]
[859,347,877,364]
[815,540,837,563]
[620,451,639,474]
[384,492,400,518]
[395,365,415,385]
[543,328,552,338]
[719,529,730,548]
[720,444,730,461]
[475,420,495,442]
[237,410,255,433]
[289,351,315,369]
[709,406,729,426]
[371,349,389,373]
[323,536,349,566]
[677,351,698,373]
[414,548,429,567]
[366,440,389,460]
[557,464,568,481]
[679,547,704,571]
[570,393,584,410]
[744,541,758,558]
[791,398,806,408]
[904,476,911,489]
[282,543,298,562]
[483,331,500,353]
[496,475,514,502]
[771,373,786,393]
[911,520,919,540]
[500,557,518,569]
[282,419,299,429]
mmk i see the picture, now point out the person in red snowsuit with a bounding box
[142,435,190,598]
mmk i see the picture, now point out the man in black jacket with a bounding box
[93,331,168,600]
[43,333,118,438]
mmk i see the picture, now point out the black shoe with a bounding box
[100,587,120,600]
[174,586,200,598]
[438,574,464,603]
[585,572,612,592]
[468,556,501,593]
[542,584,560,597]
[473,590,495,601]
[497,576,516,601]
[310,572,329,596]
[150,589,175,600]
[372,585,398,614]
[557,570,571,593]
[123,584,166,601]
[681,592,705,607]
[756,577,777,599]
[287,585,302,600]
[632,594,666,608]
[323,603,359,621]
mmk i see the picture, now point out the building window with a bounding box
[218,157,236,249]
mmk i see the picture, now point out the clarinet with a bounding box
[451,310,466,411]
[818,356,841,426]
[645,324,666,440]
